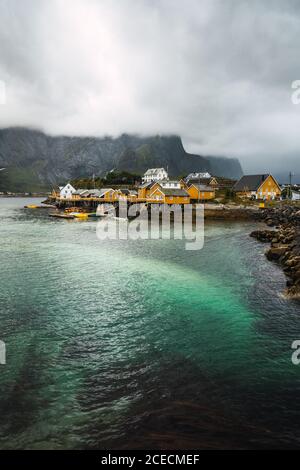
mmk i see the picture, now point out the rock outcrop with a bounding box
[251,206,300,299]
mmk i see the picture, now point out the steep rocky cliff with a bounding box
[0,128,243,191]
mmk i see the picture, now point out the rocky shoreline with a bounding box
[250,205,300,299]
[204,204,259,220]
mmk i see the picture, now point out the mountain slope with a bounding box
[0,128,243,191]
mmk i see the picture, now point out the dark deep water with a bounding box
[0,198,300,449]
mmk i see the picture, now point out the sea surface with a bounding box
[0,197,300,449]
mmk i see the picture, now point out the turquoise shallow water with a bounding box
[0,198,300,449]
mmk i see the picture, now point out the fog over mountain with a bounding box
[0,128,243,192]
[0,0,300,179]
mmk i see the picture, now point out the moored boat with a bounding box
[25,204,56,209]
[71,212,89,219]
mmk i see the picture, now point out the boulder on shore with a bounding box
[266,246,289,261]
[251,205,300,299]
[250,230,277,243]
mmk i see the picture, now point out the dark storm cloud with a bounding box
[0,0,300,174]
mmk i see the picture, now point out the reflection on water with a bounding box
[0,198,299,449]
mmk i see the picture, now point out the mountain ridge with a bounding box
[0,127,243,191]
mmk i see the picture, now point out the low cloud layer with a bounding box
[0,0,300,175]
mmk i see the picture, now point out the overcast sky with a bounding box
[0,0,300,175]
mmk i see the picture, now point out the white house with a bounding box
[59,183,76,199]
[158,180,181,189]
[142,168,168,183]
[186,172,212,181]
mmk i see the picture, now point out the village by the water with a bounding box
[16,167,298,218]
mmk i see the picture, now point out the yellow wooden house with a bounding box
[102,188,118,201]
[187,184,215,201]
[138,181,160,200]
[233,174,281,200]
[149,187,190,204]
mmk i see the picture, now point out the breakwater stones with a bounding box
[250,205,300,299]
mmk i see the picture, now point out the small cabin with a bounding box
[59,184,76,199]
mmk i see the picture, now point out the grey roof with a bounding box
[212,176,237,187]
[190,184,214,191]
[75,188,114,197]
[117,189,138,196]
[89,189,104,197]
[98,188,114,197]
[73,188,89,195]
[75,189,102,196]
[188,178,213,186]
[139,181,156,189]
[155,188,189,196]
[159,180,180,185]
[234,175,270,192]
